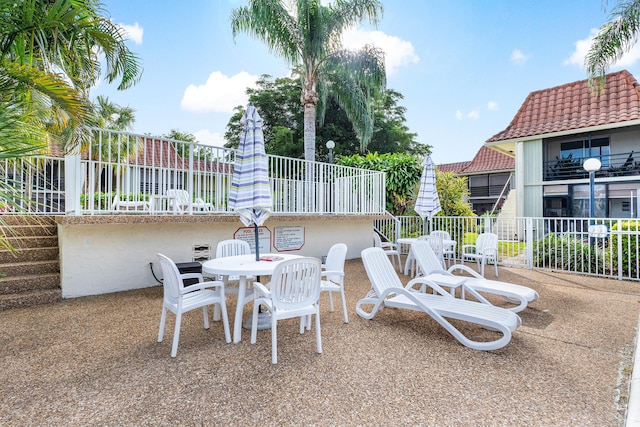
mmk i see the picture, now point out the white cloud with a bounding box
[467,110,480,120]
[455,110,463,120]
[194,129,226,147]
[181,71,259,113]
[510,48,532,65]
[565,28,640,68]
[487,101,499,111]
[118,22,143,45]
[342,28,419,75]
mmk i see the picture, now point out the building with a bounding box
[438,146,515,215]
[486,69,640,219]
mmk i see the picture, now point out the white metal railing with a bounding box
[377,215,640,281]
[0,128,386,216]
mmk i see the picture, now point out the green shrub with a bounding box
[610,221,640,277]
[533,233,609,274]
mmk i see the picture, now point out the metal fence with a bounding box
[375,214,640,282]
[0,128,386,215]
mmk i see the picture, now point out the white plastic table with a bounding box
[202,253,303,344]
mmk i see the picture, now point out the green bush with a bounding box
[533,233,609,274]
[610,221,640,277]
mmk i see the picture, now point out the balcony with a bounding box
[543,151,640,181]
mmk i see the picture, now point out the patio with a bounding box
[1,259,638,426]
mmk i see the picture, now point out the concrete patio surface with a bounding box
[1,258,639,426]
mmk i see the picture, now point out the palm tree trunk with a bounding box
[303,101,316,161]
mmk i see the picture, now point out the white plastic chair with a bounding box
[462,232,499,277]
[250,257,322,364]
[320,243,348,323]
[156,253,231,357]
[372,231,401,270]
[431,230,456,265]
[356,247,520,351]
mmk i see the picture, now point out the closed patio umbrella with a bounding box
[415,154,441,221]
[228,103,273,261]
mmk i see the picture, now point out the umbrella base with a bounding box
[243,311,272,330]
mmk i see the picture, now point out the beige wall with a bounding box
[57,214,376,298]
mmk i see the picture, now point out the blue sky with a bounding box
[91,0,640,164]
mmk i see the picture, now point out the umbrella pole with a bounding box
[254,221,260,261]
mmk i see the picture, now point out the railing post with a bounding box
[618,219,623,281]
[525,218,533,269]
[64,153,82,215]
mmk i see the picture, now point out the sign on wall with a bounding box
[274,226,305,251]
[233,226,271,254]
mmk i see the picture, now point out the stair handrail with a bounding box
[488,174,513,216]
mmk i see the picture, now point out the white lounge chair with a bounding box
[110,194,149,212]
[410,240,539,313]
[357,247,521,351]
[166,189,213,212]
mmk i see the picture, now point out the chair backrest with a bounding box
[430,230,451,241]
[372,232,382,247]
[166,189,190,207]
[324,243,347,283]
[476,233,498,254]
[421,235,443,258]
[411,241,445,275]
[157,253,183,302]
[270,258,322,310]
[216,239,251,258]
[361,247,403,296]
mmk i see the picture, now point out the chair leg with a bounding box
[315,310,322,355]
[171,312,182,358]
[271,318,278,364]
[213,304,221,322]
[202,306,210,329]
[250,299,261,344]
[494,258,499,277]
[219,301,231,343]
[328,291,335,312]
[158,305,167,343]
[340,289,349,323]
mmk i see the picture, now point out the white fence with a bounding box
[375,215,640,282]
[0,128,386,215]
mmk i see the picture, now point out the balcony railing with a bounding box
[0,128,386,215]
[544,151,640,181]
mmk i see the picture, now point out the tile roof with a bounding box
[487,69,640,142]
[437,146,514,175]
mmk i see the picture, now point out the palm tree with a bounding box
[585,1,640,85]
[231,0,386,161]
[0,0,143,152]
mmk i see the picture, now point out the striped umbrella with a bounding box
[414,154,442,221]
[228,103,273,260]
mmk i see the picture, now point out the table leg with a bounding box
[233,275,248,344]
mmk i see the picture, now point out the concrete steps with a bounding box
[0,216,61,310]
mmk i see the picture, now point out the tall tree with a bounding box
[0,0,143,152]
[231,0,386,161]
[93,95,136,131]
[586,0,640,85]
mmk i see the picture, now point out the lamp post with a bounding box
[326,140,335,164]
[583,158,602,218]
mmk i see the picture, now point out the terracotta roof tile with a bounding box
[437,146,514,175]
[487,70,640,142]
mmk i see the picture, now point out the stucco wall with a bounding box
[57,214,377,298]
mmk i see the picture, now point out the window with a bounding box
[560,137,610,167]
